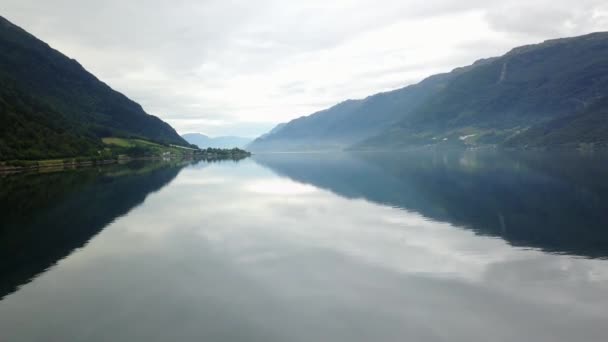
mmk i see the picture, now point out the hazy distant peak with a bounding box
[182,133,252,149]
[182,133,210,139]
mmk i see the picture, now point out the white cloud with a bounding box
[3,0,608,136]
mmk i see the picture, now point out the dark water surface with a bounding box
[1,151,608,342]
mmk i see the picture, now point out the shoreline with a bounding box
[0,153,251,175]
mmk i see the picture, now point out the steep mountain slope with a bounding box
[182,133,252,149]
[247,63,488,151]
[0,79,98,159]
[357,32,608,149]
[504,95,608,149]
[0,16,187,160]
[251,32,608,152]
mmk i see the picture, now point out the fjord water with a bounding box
[1,151,608,342]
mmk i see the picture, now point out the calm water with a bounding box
[1,151,608,342]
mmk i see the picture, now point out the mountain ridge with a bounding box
[0,15,188,160]
[249,31,608,152]
[248,68,471,151]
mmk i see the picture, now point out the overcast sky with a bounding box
[3,1,608,137]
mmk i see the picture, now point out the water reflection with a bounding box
[254,150,608,258]
[0,153,607,342]
[0,161,188,299]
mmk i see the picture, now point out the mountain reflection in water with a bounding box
[254,150,608,259]
[0,161,189,299]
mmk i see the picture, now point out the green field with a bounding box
[1,137,250,170]
[103,137,167,148]
[102,137,194,157]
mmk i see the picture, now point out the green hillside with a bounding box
[504,96,608,149]
[248,66,479,151]
[251,32,608,151]
[0,15,188,161]
[357,32,608,149]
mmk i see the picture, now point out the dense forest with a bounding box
[0,16,188,161]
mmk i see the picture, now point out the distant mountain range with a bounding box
[249,32,608,151]
[182,133,252,149]
[0,16,188,161]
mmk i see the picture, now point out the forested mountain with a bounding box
[182,133,252,149]
[0,15,187,160]
[503,95,608,149]
[248,67,476,151]
[250,32,608,151]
